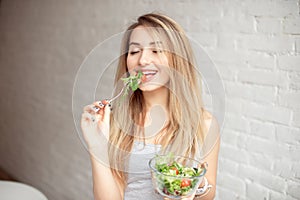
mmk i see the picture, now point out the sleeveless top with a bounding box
[123,141,205,199]
[124,141,162,200]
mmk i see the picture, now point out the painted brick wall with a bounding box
[0,0,299,200]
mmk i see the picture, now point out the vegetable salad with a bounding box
[155,160,204,196]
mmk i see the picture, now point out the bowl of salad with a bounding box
[149,154,206,199]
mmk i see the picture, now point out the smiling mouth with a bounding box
[141,70,158,82]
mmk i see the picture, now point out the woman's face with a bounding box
[126,26,170,92]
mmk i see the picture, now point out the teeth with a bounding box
[144,72,156,75]
[143,70,157,75]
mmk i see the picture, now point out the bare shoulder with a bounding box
[203,109,213,121]
[202,110,220,136]
[201,110,221,161]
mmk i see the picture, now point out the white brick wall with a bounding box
[0,0,299,200]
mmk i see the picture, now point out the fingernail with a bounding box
[93,106,100,112]
[99,102,104,107]
[102,99,109,105]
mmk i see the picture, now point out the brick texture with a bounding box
[0,0,299,200]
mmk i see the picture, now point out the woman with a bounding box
[81,13,220,200]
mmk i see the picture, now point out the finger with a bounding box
[81,112,94,126]
[101,99,110,106]
[94,100,110,116]
[83,105,92,112]
[108,103,113,111]
[84,104,100,114]
[94,100,105,108]
[83,110,101,122]
[102,103,111,125]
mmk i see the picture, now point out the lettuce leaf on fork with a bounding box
[121,71,143,96]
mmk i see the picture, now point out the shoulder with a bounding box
[202,109,220,137]
[203,109,213,124]
[200,109,221,160]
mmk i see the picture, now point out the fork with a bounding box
[108,77,143,104]
[98,82,129,107]
[99,73,143,107]
[107,82,130,103]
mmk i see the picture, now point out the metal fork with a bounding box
[98,82,129,107]
[107,82,129,103]
[108,77,143,104]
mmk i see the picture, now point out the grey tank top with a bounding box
[124,141,162,200]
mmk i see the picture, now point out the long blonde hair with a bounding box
[108,13,206,190]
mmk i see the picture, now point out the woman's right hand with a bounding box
[82,101,123,200]
[81,100,111,149]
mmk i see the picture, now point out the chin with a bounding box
[139,85,162,92]
[139,82,169,92]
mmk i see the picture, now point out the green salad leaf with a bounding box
[121,71,143,96]
[154,154,204,197]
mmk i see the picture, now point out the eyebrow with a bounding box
[129,41,162,46]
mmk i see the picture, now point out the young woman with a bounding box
[81,13,220,200]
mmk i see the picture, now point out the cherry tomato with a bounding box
[171,167,179,175]
[180,179,191,188]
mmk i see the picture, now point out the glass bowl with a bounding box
[149,154,206,199]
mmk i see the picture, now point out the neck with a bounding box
[141,86,169,144]
[142,86,169,112]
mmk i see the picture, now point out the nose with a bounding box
[139,49,152,66]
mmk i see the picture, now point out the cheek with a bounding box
[160,54,170,67]
[161,71,170,82]
[126,57,138,71]
[126,57,135,72]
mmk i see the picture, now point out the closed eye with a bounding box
[152,49,163,54]
[129,50,140,55]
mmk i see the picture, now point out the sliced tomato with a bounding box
[171,167,179,175]
[180,179,191,188]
